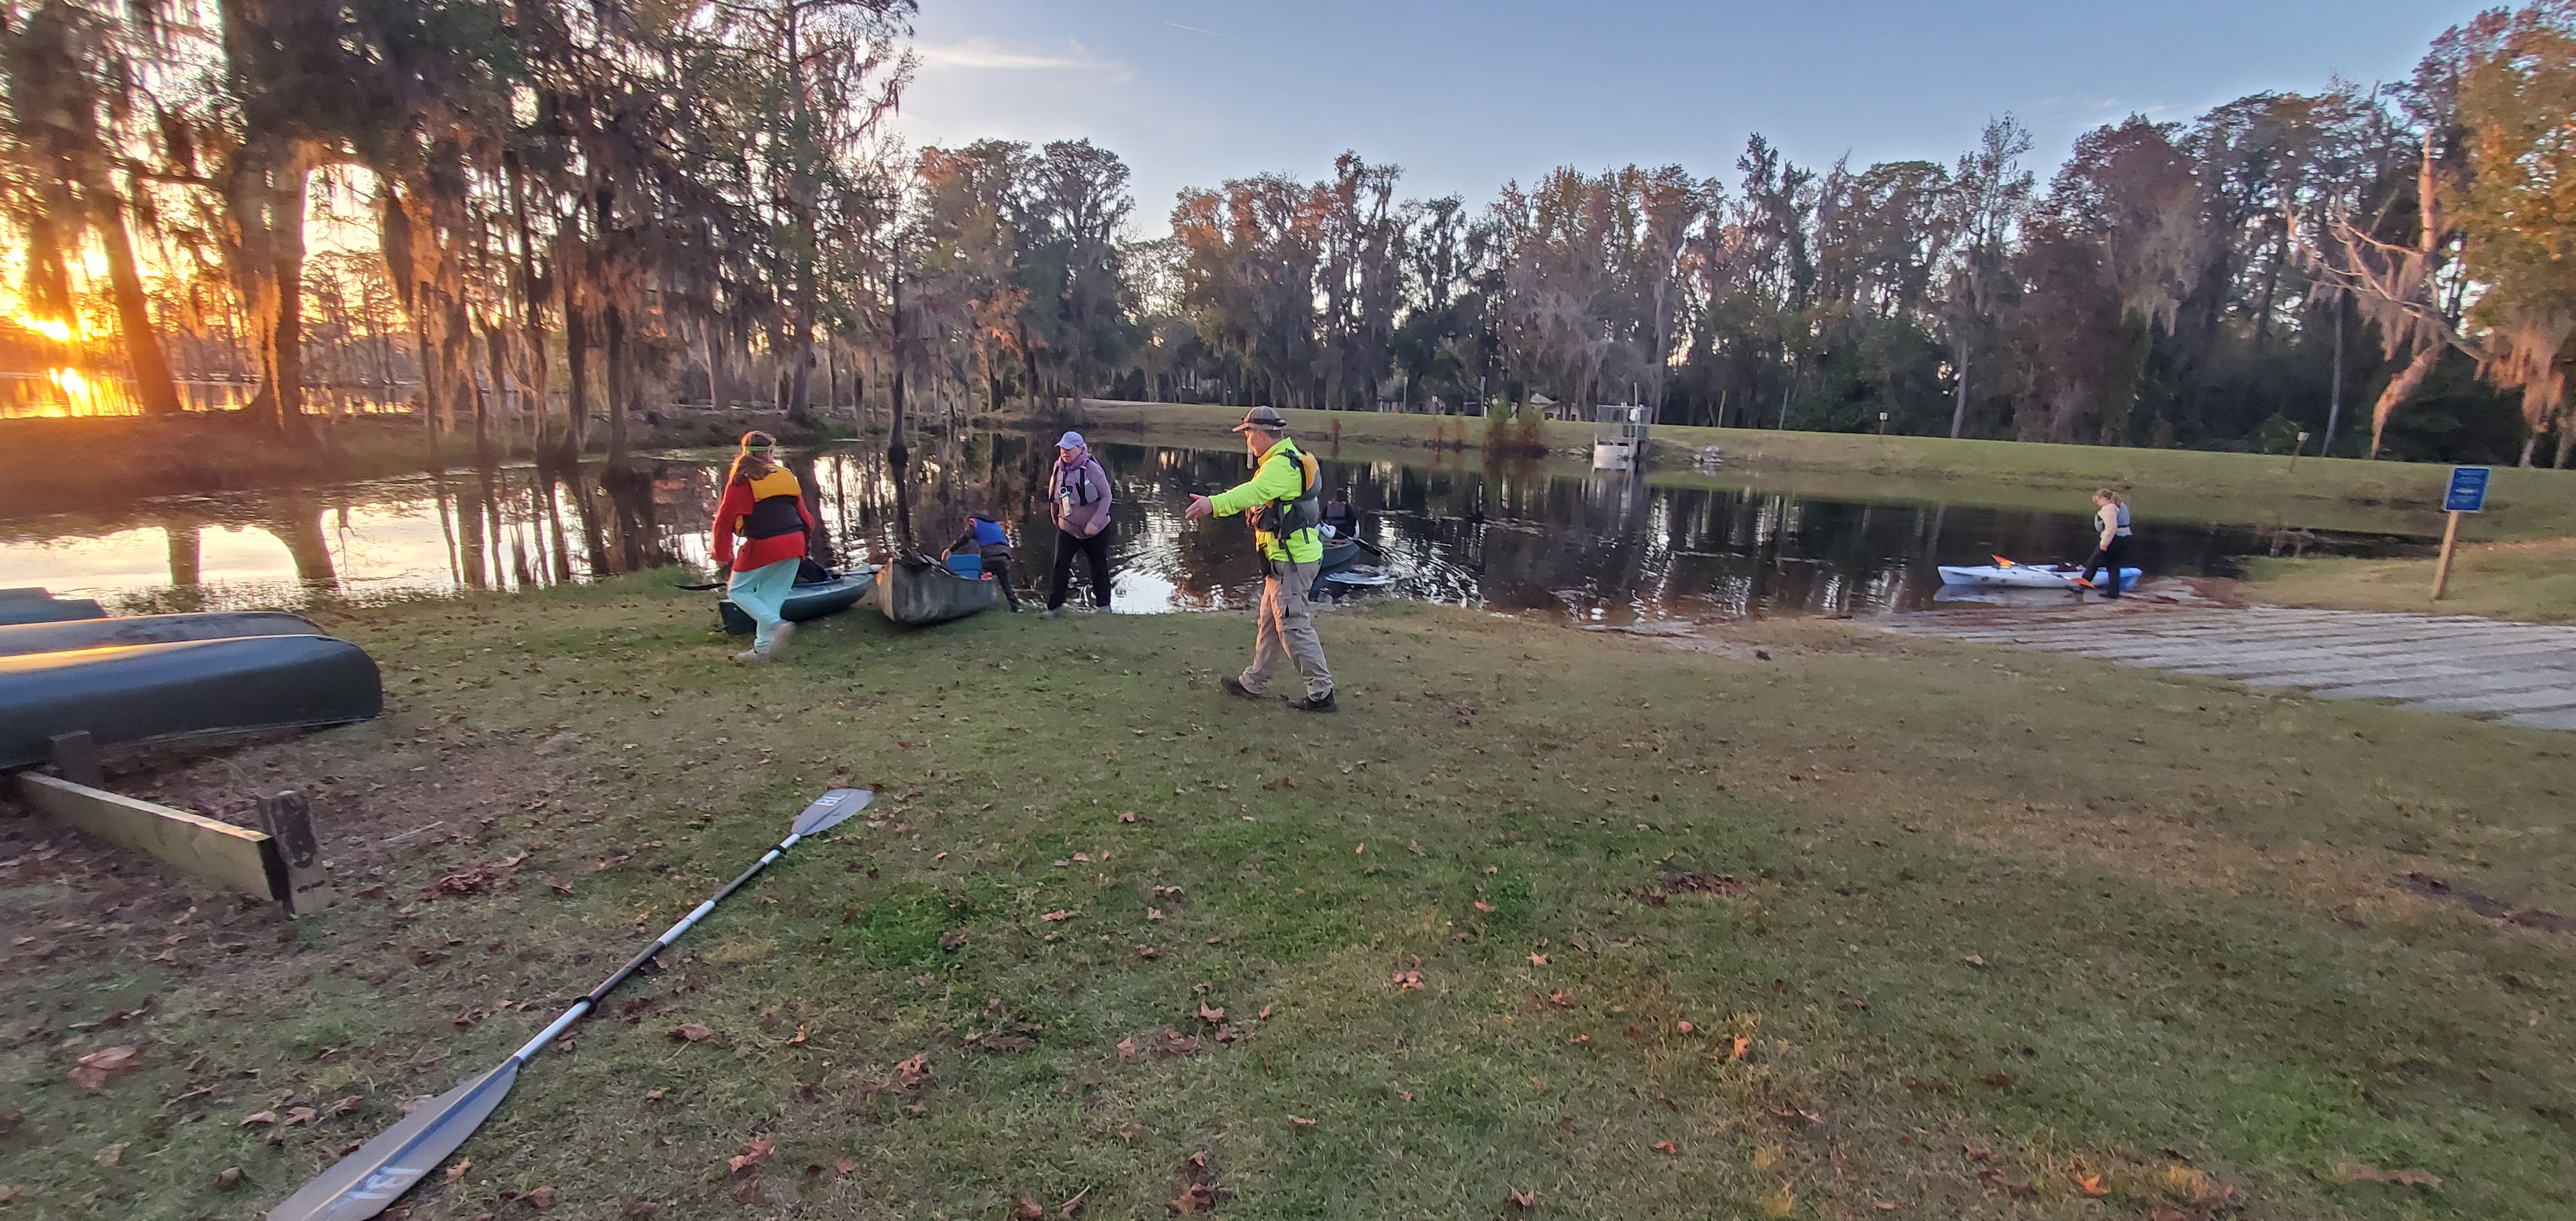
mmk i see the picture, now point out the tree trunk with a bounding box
[604,302,631,468]
[93,186,183,418]
[1948,351,1969,439]
[2367,344,2445,459]
[269,171,310,435]
[2324,297,2345,455]
[561,302,591,466]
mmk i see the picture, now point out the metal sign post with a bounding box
[2433,466,2489,600]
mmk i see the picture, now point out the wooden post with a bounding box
[46,731,103,788]
[259,789,337,917]
[2432,509,2464,600]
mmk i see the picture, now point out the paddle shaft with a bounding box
[509,830,807,1060]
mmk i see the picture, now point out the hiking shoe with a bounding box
[733,649,770,664]
[1220,675,1263,701]
[764,621,795,660]
[1285,691,1337,713]
[1040,607,1064,620]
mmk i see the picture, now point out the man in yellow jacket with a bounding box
[1183,406,1336,712]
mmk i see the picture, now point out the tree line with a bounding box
[6,1,2574,466]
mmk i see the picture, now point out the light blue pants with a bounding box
[728,558,801,652]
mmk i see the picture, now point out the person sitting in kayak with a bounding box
[2076,488,2133,598]
[711,432,817,661]
[944,512,1023,612]
[1321,489,1357,541]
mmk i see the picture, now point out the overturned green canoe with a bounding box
[0,635,382,770]
[0,612,326,659]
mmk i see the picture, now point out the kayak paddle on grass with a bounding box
[264,788,873,1221]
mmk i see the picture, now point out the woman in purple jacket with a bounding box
[1043,431,1114,617]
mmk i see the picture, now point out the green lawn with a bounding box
[2,576,2570,1219]
[1080,400,2576,543]
[2239,537,2576,623]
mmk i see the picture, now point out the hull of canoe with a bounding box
[1936,565,2141,590]
[874,558,997,627]
[0,589,106,626]
[718,569,877,636]
[0,612,326,659]
[0,636,382,770]
[1319,538,1360,570]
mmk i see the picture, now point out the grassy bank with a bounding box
[0,411,855,519]
[3,578,2572,1219]
[1080,400,2576,542]
[2239,538,2576,623]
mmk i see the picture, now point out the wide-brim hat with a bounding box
[1231,406,1288,433]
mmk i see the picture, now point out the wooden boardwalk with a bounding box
[1881,604,2576,731]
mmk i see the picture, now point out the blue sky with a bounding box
[895,0,2483,235]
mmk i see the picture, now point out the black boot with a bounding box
[1285,690,1337,713]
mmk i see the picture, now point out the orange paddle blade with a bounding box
[1990,553,2015,568]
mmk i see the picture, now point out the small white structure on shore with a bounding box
[1592,403,1649,470]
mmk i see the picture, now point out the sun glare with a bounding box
[16,315,75,343]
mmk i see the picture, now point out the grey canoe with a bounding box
[874,557,997,627]
[0,588,107,626]
[0,635,383,770]
[0,612,328,659]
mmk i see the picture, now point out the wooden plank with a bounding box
[17,773,286,902]
[259,790,336,917]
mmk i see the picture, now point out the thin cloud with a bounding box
[1164,21,1237,40]
[916,36,1134,81]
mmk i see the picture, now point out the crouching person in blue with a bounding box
[945,512,1023,612]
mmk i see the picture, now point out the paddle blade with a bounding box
[268,1061,520,1221]
[1990,553,2016,568]
[793,788,873,837]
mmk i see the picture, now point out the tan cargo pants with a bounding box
[1240,559,1333,699]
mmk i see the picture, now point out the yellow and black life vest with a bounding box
[739,468,807,539]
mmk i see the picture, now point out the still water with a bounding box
[0,430,2389,624]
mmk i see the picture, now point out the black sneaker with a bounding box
[1285,691,1337,713]
[1219,675,1263,701]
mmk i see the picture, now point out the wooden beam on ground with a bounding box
[16,772,287,903]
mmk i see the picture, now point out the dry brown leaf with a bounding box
[835,1157,858,1175]
[785,1025,808,1047]
[1729,1035,1750,1061]
[1040,910,1077,922]
[1194,1002,1224,1023]
[1170,1184,1218,1214]
[94,1142,127,1166]
[1392,971,1423,992]
[671,1023,715,1042]
[1116,1036,1139,1061]
[1527,953,1548,966]
[1652,1139,1678,1154]
[1287,1115,1315,1128]
[2073,1172,2108,1198]
[645,1089,666,1105]
[1507,1189,1537,1209]
[1675,1021,1695,1035]
[1117,1124,1143,1143]
[727,1138,775,1174]
[527,1185,558,1210]
[1118,811,1138,824]
[446,1158,471,1182]
[284,1106,318,1127]
[1013,1198,1044,1220]
[2341,1162,2444,1188]
[240,1110,279,1128]
[216,1167,244,1190]
[1472,901,1495,914]
[622,1204,659,1218]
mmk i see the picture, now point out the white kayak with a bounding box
[1937,564,2140,590]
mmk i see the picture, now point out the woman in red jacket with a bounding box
[710,432,817,662]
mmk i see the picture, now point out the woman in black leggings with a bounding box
[2078,488,2133,597]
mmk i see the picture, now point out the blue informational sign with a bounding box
[2445,466,2491,514]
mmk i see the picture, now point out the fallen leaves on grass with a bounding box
[1528,953,1548,966]
[1729,1035,1750,1061]
[1663,872,1744,897]
[445,1158,471,1182]
[1547,991,1573,1007]
[1507,1189,1537,1209]
[283,1106,318,1127]
[93,1142,127,1166]
[1287,1115,1316,1128]
[239,1110,278,1128]
[68,1045,140,1091]
[1118,1124,1143,1143]
[1472,901,1495,914]
[1981,1072,2014,1089]
[645,1089,665,1105]
[1169,1184,1218,1214]
[893,1053,932,1089]
[1118,811,1138,824]
[527,1186,557,1210]
[2072,1172,2108,1198]
[1193,1002,1224,1024]
[670,1023,715,1042]
[1652,1140,1678,1154]
[1135,944,1163,960]
[727,1138,774,1174]
[1392,971,1423,992]
[1041,910,1077,922]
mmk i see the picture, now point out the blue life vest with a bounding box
[970,517,1008,548]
